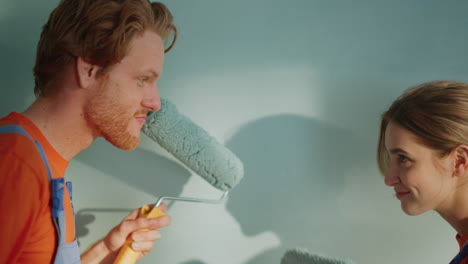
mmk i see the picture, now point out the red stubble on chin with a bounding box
[84,77,141,151]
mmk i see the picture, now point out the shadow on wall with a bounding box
[75,208,133,240]
[74,138,191,239]
[226,114,372,264]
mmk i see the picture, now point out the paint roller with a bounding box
[281,249,355,264]
[113,98,244,264]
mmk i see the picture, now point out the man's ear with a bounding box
[76,57,99,89]
[453,145,468,177]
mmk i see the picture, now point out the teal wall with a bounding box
[1,1,468,263]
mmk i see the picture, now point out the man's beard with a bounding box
[84,79,140,151]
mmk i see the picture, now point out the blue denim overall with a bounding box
[0,125,81,264]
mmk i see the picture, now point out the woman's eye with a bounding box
[398,154,409,163]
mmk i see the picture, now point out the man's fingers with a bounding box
[124,208,140,220]
[131,240,155,252]
[117,215,171,239]
[157,203,167,212]
[134,215,171,230]
[131,229,161,242]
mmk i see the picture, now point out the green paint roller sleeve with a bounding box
[142,98,244,191]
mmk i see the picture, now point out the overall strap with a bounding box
[0,125,63,229]
[0,125,53,180]
[450,242,468,264]
[0,125,62,216]
[0,124,80,263]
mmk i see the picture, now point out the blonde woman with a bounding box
[378,81,468,264]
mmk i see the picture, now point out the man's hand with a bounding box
[81,204,171,264]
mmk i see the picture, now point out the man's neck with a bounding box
[22,94,96,161]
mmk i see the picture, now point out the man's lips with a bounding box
[135,116,147,124]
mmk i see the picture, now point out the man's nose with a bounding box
[142,85,161,112]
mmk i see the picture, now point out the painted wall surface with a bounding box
[1,0,468,263]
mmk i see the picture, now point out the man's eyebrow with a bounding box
[148,70,159,79]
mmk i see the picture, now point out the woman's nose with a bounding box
[384,167,400,186]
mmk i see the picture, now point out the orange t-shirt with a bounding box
[0,112,76,264]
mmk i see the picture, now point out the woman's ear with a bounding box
[75,57,99,89]
[453,145,468,177]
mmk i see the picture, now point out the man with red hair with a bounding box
[0,0,177,263]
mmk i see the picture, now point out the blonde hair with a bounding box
[33,0,177,97]
[377,81,468,174]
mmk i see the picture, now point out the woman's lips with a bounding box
[396,191,410,200]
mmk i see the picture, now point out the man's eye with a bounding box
[139,77,149,83]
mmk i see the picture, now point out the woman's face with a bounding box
[384,121,456,215]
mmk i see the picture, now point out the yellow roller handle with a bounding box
[113,205,165,264]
